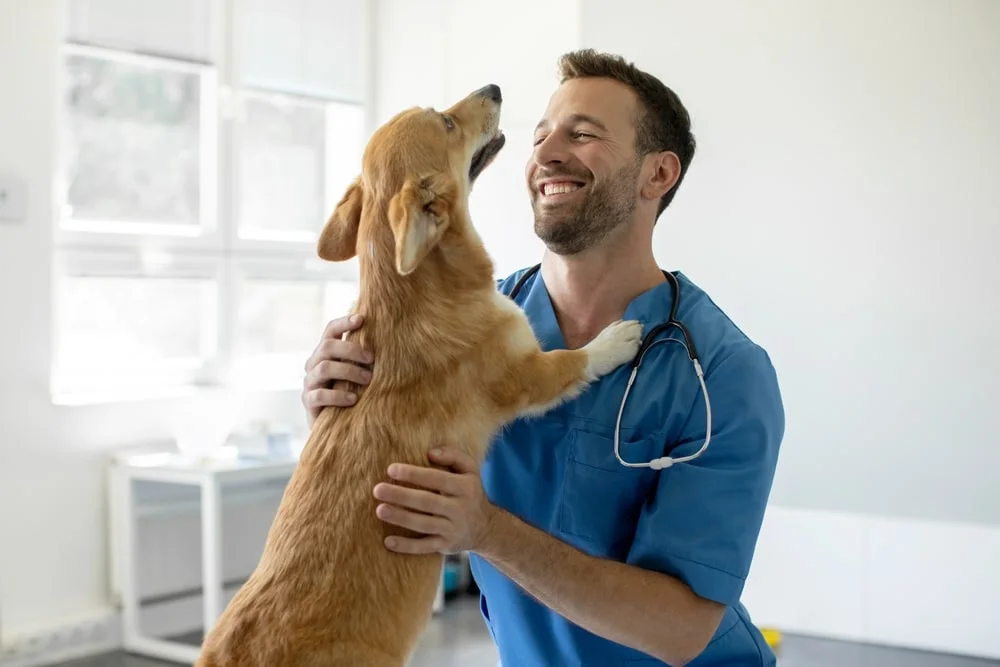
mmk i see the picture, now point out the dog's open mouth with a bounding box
[469,133,506,182]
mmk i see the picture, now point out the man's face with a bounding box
[526,77,644,256]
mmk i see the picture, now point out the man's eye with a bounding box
[572,131,594,140]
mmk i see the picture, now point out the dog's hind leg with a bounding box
[324,655,403,667]
[494,319,643,418]
[317,643,406,667]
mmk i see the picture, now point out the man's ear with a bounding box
[318,177,364,261]
[388,174,455,275]
[640,151,681,202]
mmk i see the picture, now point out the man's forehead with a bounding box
[537,77,638,130]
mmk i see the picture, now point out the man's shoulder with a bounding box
[673,272,780,389]
[675,272,762,350]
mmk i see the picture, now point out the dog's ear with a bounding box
[388,174,455,275]
[318,177,364,261]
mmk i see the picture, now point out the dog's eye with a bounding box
[442,114,455,131]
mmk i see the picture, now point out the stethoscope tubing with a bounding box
[505,263,713,470]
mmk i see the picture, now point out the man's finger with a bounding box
[319,338,373,366]
[384,534,447,555]
[305,388,357,409]
[375,503,449,536]
[387,464,460,495]
[428,447,479,475]
[305,316,368,372]
[321,313,364,340]
[308,360,372,388]
[373,482,451,517]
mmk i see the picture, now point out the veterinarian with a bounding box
[302,49,784,667]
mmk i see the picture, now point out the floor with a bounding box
[53,595,998,667]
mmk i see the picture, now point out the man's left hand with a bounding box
[373,447,496,555]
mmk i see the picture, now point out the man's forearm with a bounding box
[477,507,724,666]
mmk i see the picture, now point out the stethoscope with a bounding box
[507,264,712,471]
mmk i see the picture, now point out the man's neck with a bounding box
[541,238,665,349]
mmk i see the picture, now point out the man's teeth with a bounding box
[542,183,582,196]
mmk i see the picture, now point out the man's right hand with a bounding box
[302,313,374,428]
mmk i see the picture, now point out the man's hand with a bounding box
[373,447,497,555]
[374,448,723,664]
[301,314,374,427]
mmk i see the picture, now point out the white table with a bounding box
[107,447,299,663]
[107,446,445,664]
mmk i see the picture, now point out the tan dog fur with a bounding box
[195,85,643,666]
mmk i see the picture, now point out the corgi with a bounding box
[195,83,642,667]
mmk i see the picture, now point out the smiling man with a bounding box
[303,49,785,666]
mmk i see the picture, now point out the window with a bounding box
[233,92,365,244]
[228,256,360,390]
[61,46,215,238]
[54,0,368,401]
[53,249,221,396]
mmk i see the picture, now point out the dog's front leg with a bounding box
[494,319,643,418]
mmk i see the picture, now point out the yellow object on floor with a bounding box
[759,627,782,649]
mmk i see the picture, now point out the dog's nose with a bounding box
[476,84,502,104]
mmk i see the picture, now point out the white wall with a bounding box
[581,0,1000,527]
[0,0,307,645]
[373,0,581,277]
[579,0,1000,658]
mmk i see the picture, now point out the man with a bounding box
[302,49,785,666]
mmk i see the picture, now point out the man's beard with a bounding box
[532,159,641,256]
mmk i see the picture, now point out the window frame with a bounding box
[51,0,372,404]
[228,86,365,251]
[56,41,223,251]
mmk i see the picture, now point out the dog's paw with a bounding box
[583,319,643,380]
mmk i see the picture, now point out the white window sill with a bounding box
[51,380,302,407]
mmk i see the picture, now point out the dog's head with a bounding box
[318,85,505,275]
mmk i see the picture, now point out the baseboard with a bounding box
[740,505,1000,660]
[0,586,242,667]
[0,609,121,667]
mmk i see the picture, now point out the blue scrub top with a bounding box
[469,266,785,666]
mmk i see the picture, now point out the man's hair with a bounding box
[557,49,696,219]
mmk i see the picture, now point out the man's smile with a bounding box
[536,178,588,203]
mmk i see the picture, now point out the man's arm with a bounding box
[375,343,784,664]
[479,505,725,666]
[375,444,725,665]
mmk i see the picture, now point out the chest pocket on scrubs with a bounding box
[558,428,661,556]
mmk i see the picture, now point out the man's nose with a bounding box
[474,84,502,104]
[532,131,569,166]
